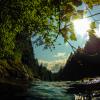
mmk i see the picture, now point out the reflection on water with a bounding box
[0,81,100,100]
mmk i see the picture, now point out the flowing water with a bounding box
[27,81,75,100]
[26,81,100,100]
[0,81,100,100]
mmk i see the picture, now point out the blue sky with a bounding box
[32,5,100,72]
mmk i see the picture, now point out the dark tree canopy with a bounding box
[0,0,100,57]
[58,34,100,81]
[0,0,100,82]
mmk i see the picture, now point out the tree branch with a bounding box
[67,40,77,52]
[86,13,100,18]
[83,0,100,24]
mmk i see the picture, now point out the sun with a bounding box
[73,18,91,39]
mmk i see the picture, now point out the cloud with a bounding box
[54,52,65,58]
[38,59,66,73]
[38,53,70,73]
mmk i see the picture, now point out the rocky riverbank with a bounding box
[67,77,100,98]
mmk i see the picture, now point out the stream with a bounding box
[26,81,100,100]
[0,81,100,100]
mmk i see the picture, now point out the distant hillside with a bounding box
[58,33,100,81]
[84,33,100,54]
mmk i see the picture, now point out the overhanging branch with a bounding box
[67,40,77,52]
[86,13,100,18]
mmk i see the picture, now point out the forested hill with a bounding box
[0,33,39,80]
[84,33,100,54]
[58,34,100,81]
[0,31,52,83]
[0,0,59,83]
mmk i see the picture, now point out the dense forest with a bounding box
[0,25,52,81]
[0,0,100,83]
[0,1,100,99]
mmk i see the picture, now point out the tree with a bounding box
[0,0,100,54]
[58,33,100,81]
[0,0,100,76]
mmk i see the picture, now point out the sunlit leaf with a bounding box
[90,22,96,29]
[88,29,95,35]
[61,27,68,34]
[70,33,76,40]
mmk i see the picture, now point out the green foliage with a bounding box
[83,0,100,9]
[88,29,95,35]
[70,33,77,41]
[0,0,99,51]
[87,22,96,35]
[0,0,100,80]
[90,22,96,29]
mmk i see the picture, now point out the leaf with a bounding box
[88,29,95,35]
[61,27,68,33]
[77,10,84,18]
[64,35,68,42]
[73,0,82,6]
[90,22,96,29]
[55,16,59,20]
[73,14,80,19]
[70,33,76,40]
[84,0,93,9]
[60,31,68,42]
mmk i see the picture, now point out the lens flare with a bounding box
[73,18,91,40]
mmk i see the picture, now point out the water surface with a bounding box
[0,81,100,100]
[27,81,75,100]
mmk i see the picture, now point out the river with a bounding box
[27,81,74,100]
[26,81,100,100]
[0,81,100,100]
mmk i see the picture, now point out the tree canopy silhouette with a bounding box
[0,0,100,80]
[0,0,100,53]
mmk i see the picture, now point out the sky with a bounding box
[32,4,100,72]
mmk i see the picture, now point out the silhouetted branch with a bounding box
[86,13,100,18]
[67,40,77,52]
[83,0,100,24]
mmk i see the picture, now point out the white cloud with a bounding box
[38,53,70,73]
[54,52,65,58]
[38,59,66,72]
